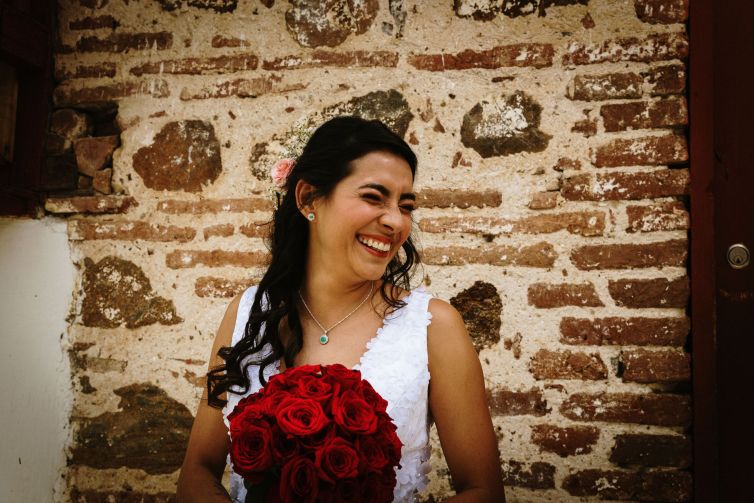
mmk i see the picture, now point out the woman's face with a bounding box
[307,150,416,283]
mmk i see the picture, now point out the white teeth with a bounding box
[358,236,390,252]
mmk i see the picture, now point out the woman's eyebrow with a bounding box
[358,183,416,201]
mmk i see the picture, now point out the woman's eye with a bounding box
[362,193,381,202]
[400,205,415,213]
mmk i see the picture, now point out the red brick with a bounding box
[69,489,176,503]
[608,277,689,308]
[563,469,692,502]
[262,50,398,70]
[423,242,557,268]
[195,277,258,298]
[132,120,221,193]
[645,64,686,95]
[239,221,270,238]
[560,392,691,426]
[77,174,93,190]
[165,250,268,269]
[157,198,271,214]
[180,76,306,100]
[50,109,92,140]
[560,316,689,346]
[553,157,582,171]
[45,195,137,214]
[528,192,558,209]
[528,282,603,308]
[408,43,554,71]
[53,80,170,107]
[503,332,522,359]
[531,424,600,457]
[601,97,687,132]
[55,62,117,80]
[592,134,687,167]
[562,169,690,201]
[626,201,689,232]
[76,32,172,53]
[130,55,258,76]
[487,387,549,416]
[450,281,502,352]
[419,211,605,237]
[621,348,690,383]
[501,460,555,489]
[92,168,112,194]
[203,224,234,240]
[567,72,643,101]
[211,35,251,48]
[610,433,692,468]
[563,32,688,66]
[635,0,689,24]
[416,189,501,209]
[69,15,118,30]
[73,135,119,176]
[69,220,196,242]
[572,116,597,137]
[47,134,72,157]
[285,0,378,48]
[78,0,108,7]
[570,239,687,270]
[529,349,608,380]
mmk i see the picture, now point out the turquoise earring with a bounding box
[307,212,315,221]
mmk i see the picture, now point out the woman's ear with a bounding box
[295,179,317,218]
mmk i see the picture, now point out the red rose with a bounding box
[296,374,338,407]
[276,396,330,437]
[279,456,318,503]
[356,435,389,472]
[331,389,378,435]
[322,364,361,391]
[299,423,335,450]
[270,425,299,464]
[260,385,290,416]
[361,470,396,503]
[315,437,360,483]
[375,417,403,463]
[227,392,265,422]
[284,364,323,380]
[356,379,388,414]
[229,421,273,482]
[332,478,360,503]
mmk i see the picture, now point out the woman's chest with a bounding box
[279,308,387,370]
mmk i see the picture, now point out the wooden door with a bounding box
[691,0,754,501]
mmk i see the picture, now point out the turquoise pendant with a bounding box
[319,333,329,345]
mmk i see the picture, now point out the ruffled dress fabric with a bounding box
[221,285,434,503]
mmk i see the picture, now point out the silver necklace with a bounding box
[299,281,374,345]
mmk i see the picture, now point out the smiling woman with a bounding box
[177,117,505,503]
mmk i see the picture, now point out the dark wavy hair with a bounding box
[207,116,420,408]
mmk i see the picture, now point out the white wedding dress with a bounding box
[222,285,434,503]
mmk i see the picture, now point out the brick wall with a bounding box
[49,0,691,501]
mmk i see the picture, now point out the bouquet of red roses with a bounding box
[228,363,403,503]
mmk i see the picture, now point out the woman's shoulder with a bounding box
[426,297,463,327]
[215,285,258,350]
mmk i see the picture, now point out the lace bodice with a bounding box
[221,285,434,503]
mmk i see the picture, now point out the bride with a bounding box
[177,116,505,502]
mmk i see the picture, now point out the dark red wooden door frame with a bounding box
[690,0,754,501]
[689,0,716,499]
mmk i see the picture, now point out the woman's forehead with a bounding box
[345,151,414,187]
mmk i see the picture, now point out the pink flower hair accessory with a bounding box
[271,158,296,189]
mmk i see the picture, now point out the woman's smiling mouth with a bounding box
[357,234,391,254]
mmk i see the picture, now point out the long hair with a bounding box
[207,116,420,408]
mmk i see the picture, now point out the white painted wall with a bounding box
[0,217,74,502]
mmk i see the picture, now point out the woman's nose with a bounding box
[380,204,404,231]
